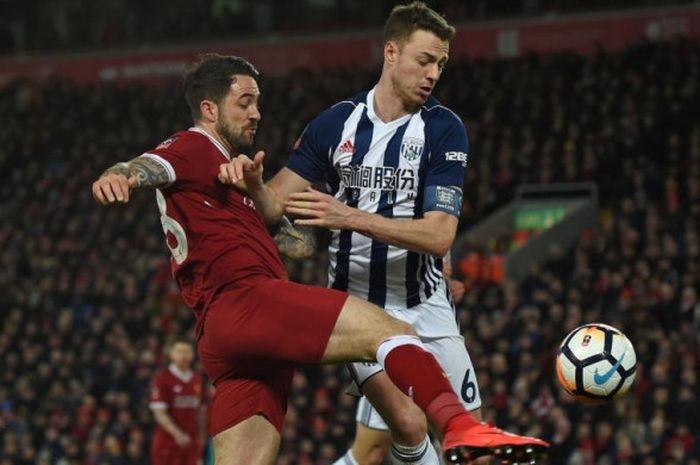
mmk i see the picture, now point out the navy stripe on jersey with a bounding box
[432,260,442,291]
[326,120,345,195]
[435,256,443,272]
[433,257,444,292]
[326,150,341,195]
[368,121,409,307]
[425,256,437,292]
[421,255,434,300]
[405,132,432,307]
[332,109,374,291]
[428,256,443,292]
[405,251,421,307]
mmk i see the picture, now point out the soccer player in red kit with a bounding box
[149,338,205,465]
[92,54,548,465]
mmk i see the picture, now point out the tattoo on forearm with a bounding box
[102,157,171,188]
[274,218,317,260]
[129,157,171,187]
[103,162,131,177]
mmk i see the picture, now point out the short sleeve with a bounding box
[141,132,213,188]
[149,373,170,410]
[424,111,469,190]
[286,104,351,183]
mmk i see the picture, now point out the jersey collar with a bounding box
[168,363,194,383]
[189,127,231,161]
[366,87,413,128]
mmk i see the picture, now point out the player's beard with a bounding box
[217,118,256,153]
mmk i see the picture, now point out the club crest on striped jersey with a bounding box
[400,137,424,161]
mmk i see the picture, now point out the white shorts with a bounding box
[354,335,482,430]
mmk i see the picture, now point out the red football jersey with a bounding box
[143,128,287,333]
[149,365,204,441]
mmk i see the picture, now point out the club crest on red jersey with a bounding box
[157,136,178,149]
[243,196,256,209]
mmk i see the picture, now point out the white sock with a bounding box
[332,449,359,465]
[390,436,440,465]
[376,335,425,366]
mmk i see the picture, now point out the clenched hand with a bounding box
[92,173,139,205]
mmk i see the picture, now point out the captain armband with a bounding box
[423,185,463,217]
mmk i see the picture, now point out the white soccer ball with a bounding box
[555,323,637,404]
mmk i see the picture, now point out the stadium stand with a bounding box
[1,0,693,55]
[0,37,699,465]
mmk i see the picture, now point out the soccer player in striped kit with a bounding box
[220,3,548,464]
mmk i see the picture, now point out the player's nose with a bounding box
[426,63,440,81]
[249,104,261,121]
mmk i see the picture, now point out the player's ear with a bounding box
[200,99,218,123]
[385,40,400,65]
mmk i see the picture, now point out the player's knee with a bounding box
[213,438,234,465]
[214,449,232,465]
[388,406,428,446]
[353,442,390,465]
[215,449,267,465]
[371,320,417,358]
[384,318,416,339]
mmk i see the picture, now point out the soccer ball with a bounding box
[555,323,637,404]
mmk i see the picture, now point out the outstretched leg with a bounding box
[322,295,549,464]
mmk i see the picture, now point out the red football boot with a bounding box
[443,416,549,464]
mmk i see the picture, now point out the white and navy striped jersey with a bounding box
[287,88,468,312]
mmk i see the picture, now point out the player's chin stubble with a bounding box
[217,120,254,153]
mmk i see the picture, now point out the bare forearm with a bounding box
[248,183,287,226]
[252,167,313,227]
[153,409,186,438]
[348,211,455,257]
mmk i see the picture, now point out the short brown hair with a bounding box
[183,54,260,121]
[168,335,193,348]
[383,1,456,46]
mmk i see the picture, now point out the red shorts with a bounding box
[198,278,347,435]
[151,433,202,465]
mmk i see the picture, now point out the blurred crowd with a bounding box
[1,37,699,465]
[0,0,692,56]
